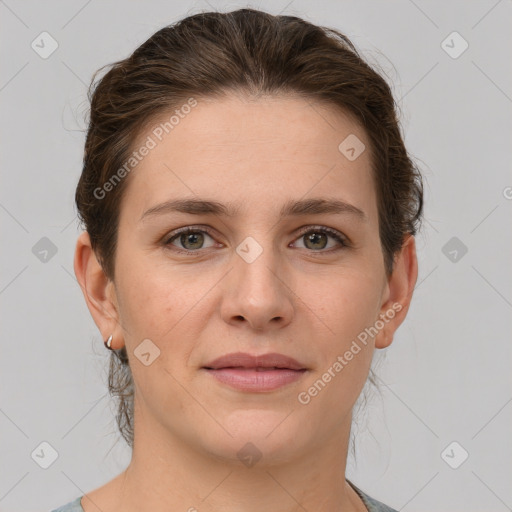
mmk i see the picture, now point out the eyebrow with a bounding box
[140,197,368,223]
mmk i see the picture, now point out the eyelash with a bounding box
[162,225,350,255]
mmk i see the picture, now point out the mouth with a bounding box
[201,352,308,392]
[204,366,301,371]
[203,351,307,371]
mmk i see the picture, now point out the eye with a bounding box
[164,227,218,253]
[163,225,349,255]
[292,226,348,252]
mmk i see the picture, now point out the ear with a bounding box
[374,234,418,349]
[73,231,124,350]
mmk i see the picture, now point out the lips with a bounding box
[202,352,308,391]
[203,352,307,371]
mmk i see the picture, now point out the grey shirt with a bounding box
[49,479,398,512]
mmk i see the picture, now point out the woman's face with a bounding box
[92,93,412,462]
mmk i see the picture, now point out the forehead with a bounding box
[121,93,377,224]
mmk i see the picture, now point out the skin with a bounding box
[74,92,418,512]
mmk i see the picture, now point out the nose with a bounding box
[220,239,294,332]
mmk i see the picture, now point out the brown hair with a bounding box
[76,8,423,449]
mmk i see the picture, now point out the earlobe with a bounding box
[374,234,418,349]
[73,231,122,346]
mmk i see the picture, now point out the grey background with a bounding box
[1,1,511,511]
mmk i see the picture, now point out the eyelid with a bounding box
[163,224,350,252]
[293,225,350,247]
[163,225,219,247]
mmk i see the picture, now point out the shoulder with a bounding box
[49,496,84,512]
[347,480,399,512]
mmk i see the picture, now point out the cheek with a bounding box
[298,275,378,414]
[115,254,212,365]
[115,248,177,324]
[298,269,381,343]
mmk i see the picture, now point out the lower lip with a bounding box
[204,368,307,392]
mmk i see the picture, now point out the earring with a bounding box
[104,334,114,350]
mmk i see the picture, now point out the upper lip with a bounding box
[203,352,307,370]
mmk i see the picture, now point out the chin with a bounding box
[202,408,307,466]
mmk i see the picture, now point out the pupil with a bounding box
[306,232,327,250]
[183,232,203,249]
